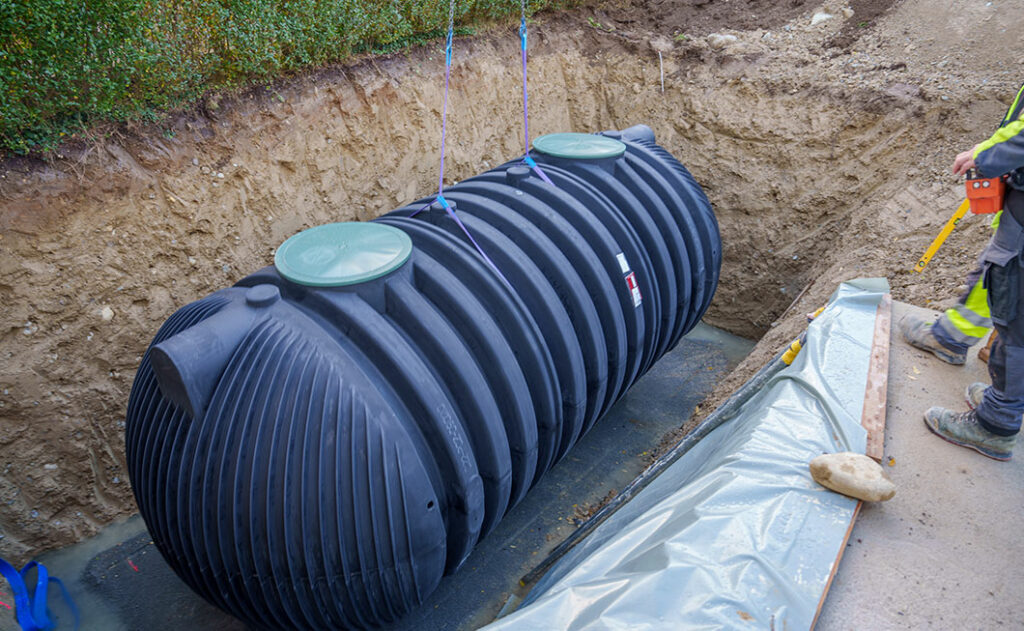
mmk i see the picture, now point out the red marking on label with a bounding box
[625,272,642,307]
[127,559,140,572]
[0,599,11,610]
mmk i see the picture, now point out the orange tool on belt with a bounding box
[913,170,1007,273]
[964,168,1005,214]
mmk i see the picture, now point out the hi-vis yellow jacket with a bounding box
[975,81,1024,190]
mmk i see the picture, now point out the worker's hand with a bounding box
[952,145,981,175]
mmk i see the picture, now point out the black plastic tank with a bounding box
[125,125,721,630]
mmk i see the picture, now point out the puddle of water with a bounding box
[684,321,757,366]
[6,517,147,630]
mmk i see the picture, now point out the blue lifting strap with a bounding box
[0,558,79,631]
[520,3,554,186]
[409,0,513,290]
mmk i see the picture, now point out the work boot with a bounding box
[965,382,988,409]
[900,316,966,365]
[923,407,1015,461]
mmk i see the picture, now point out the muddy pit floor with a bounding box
[2,0,1024,587]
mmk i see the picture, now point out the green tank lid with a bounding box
[274,222,412,287]
[532,132,626,160]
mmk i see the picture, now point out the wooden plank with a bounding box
[810,295,891,626]
[861,294,892,461]
[811,501,863,630]
[811,296,889,626]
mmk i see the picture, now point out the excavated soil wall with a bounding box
[1,1,1017,562]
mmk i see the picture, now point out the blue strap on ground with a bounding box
[0,558,37,630]
[0,558,79,631]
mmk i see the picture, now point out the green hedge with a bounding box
[0,0,567,154]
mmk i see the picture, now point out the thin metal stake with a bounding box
[659,51,664,93]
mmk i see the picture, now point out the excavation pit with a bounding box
[1,0,1018,627]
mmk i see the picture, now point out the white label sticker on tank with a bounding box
[625,272,642,307]
[616,252,630,274]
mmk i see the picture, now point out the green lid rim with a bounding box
[532,132,627,160]
[274,222,412,287]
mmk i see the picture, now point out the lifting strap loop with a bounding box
[0,557,80,631]
[524,155,555,186]
[435,195,511,287]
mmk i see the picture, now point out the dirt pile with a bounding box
[2,0,1023,561]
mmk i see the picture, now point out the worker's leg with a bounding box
[974,259,1024,437]
[931,263,993,355]
[924,313,1019,458]
[902,261,991,365]
[923,199,1023,459]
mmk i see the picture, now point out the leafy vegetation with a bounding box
[0,0,569,154]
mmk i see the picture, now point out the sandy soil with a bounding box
[2,0,1023,562]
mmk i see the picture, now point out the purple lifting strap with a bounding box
[438,28,453,197]
[408,23,512,290]
[520,16,555,186]
[436,195,511,288]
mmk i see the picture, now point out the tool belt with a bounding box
[1009,167,1024,192]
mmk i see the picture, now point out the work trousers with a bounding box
[932,263,991,354]
[976,190,1024,435]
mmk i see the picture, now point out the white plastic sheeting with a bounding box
[485,279,889,630]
